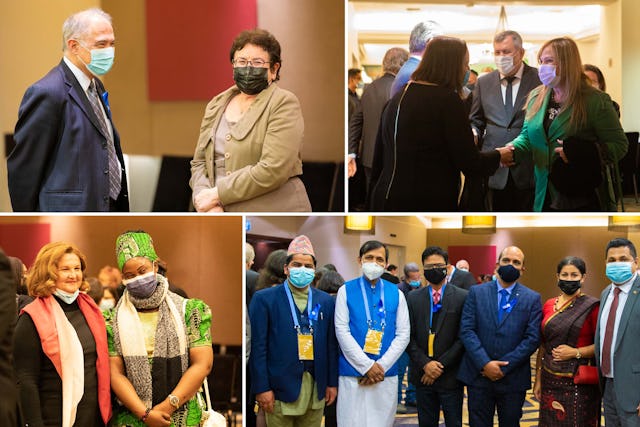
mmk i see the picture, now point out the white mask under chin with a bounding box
[362,262,384,281]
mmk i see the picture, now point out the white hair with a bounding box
[62,8,112,52]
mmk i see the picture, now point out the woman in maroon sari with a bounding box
[534,256,600,426]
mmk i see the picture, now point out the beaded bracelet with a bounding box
[141,408,152,422]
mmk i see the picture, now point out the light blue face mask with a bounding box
[79,44,115,76]
[54,288,80,304]
[409,280,421,288]
[289,267,316,288]
[462,69,471,87]
[606,261,634,284]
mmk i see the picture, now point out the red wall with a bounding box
[146,0,257,101]
[448,245,497,279]
[0,223,51,267]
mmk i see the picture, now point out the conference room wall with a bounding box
[0,215,243,345]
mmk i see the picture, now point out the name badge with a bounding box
[298,334,314,360]
[363,329,383,355]
[428,333,436,357]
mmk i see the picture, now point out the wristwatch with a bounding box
[576,349,582,359]
[168,394,180,410]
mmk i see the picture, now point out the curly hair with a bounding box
[27,242,90,297]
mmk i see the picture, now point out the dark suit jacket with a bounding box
[448,268,476,290]
[249,284,338,402]
[458,280,541,392]
[406,284,468,389]
[369,83,500,212]
[0,249,17,424]
[470,64,540,190]
[246,269,259,307]
[595,276,640,413]
[8,60,129,212]
[348,73,395,168]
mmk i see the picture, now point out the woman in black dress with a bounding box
[14,242,111,427]
[370,36,514,211]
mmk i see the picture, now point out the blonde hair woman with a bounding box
[14,242,111,427]
[509,37,627,211]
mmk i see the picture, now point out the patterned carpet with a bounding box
[393,353,541,427]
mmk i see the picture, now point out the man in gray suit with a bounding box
[347,47,408,187]
[470,30,540,211]
[596,238,640,427]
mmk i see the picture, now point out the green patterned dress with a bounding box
[105,297,212,427]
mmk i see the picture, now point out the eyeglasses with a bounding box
[232,58,270,67]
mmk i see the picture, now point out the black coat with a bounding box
[0,249,17,425]
[406,286,468,388]
[369,83,500,211]
[406,284,468,389]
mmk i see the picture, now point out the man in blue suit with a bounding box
[249,235,338,427]
[595,238,640,427]
[8,8,128,212]
[458,246,541,427]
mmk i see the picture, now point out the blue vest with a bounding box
[339,276,399,377]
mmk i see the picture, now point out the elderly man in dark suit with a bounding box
[8,8,128,212]
[347,47,408,186]
[470,30,540,212]
[595,238,640,427]
[448,263,476,290]
[407,246,468,427]
[458,246,541,427]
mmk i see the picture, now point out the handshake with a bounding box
[496,143,515,167]
[193,188,225,212]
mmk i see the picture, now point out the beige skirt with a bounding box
[222,176,312,212]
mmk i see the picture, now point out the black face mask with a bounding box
[497,264,521,283]
[558,279,582,295]
[424,267,447,285]
[233,66,269,95]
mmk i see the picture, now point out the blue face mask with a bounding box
[606,261,634,284]
[80,44,115,76]
[54,288,80,304]
[497,264,521,283]
[409,280,421,288]
[289,267,315,288]
[462,69,471,87]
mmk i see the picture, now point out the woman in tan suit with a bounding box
[190,29,311,212]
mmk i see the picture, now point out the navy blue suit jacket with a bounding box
[249,284,338,402]
[8,60,129,212]
[457,280,541,391]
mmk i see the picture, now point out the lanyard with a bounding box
[428,284,446,333]
[359,277,386,329]
[284,280,318,334]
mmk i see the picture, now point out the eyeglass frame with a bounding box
[232,58,271,67]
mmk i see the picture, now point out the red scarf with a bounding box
[22,293,112,424]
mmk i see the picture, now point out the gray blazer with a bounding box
[470,64,540,190]
[595,275,640,413]
[348,73,395,169]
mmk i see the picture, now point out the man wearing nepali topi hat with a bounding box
[105,230,214,427]
[249,235,339,427]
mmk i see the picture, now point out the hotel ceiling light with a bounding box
[344,215,375,234]
[462,216,496,234]
[608,216,640,231]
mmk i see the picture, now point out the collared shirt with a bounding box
[496,280,517,307]
[63,56,114,138]
[599,273,636,378]
[499,61,525,107]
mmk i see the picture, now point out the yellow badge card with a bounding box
[297,334,314,360]
[363,329,383,355]
[428,333,436,357]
